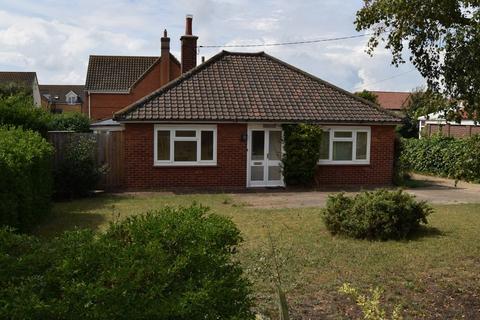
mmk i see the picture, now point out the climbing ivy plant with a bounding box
[282,124,323,186]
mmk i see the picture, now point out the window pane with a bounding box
[157,131,170,160]
[333,141,353,161]
[356,132,368,160]
[251,131,265,161]
[174,141,197,161]
[319,131,330,160]
[334,131,352,138]
[175,130,196,137]
[201,131,214,161]
[268,166,282,181]
[268,131,282,160]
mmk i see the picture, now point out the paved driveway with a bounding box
[232,174,480,209]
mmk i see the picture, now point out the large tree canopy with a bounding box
[355,0,480,121]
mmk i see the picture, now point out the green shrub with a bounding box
[0,92,52,135]
[0,126,53,231]
[0,205,254,319]
[55,135,103,198]
[401,135,480,183]
[282,123,323,186]
[322,189,432,240]
[48,112,91,132]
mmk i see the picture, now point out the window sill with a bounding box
[153,162,218,167]
[318,161,370,166]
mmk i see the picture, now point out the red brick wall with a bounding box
[88,61,181,120]
[426,123,480,138]
[315,125,396,186]
[124,123,247,190]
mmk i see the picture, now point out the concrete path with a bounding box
[232,174,480,209]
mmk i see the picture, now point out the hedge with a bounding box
[0,205,254,319]
[400,135,480,182]
[0,126,54,231]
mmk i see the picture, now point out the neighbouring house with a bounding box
[0,71,41,106]
[39,85,85,113]
[84,26,184,128]
[112,46,400,189]
[418,111,480,138]
[370,91,412,115]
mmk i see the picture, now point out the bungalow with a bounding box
[110,16,400,190]
[39,85,85,114]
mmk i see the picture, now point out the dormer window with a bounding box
[65,91,78,105]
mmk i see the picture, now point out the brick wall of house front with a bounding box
[315,125,396,186]
[124,123,248,190]
[88,61,181,120]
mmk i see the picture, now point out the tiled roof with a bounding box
[39,85,85,104]
[85,54,179,92]
[0,72,37,86]
[115,51,400,124]
[371,91,411,111]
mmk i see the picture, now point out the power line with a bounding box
[353,68,417,90]
[198,33,378,49]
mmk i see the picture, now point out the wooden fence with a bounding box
[48,131,125,190]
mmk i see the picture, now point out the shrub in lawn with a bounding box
[0,205,254,319]
[282,123,323,186]
[55,135,103,198]
[0,126,53,231]
[322,189,432,240]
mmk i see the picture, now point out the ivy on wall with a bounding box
[282,124,323,186]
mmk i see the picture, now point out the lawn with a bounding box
[37,193,480,319]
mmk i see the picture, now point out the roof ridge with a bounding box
[114,51,229,119]
[88,54,159,58]
[259,52,401,121]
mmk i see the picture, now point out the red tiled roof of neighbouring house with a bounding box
[85,54,180,92]
[370,91,411,111]
[115,51,401,124]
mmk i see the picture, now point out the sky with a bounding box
[0,0,425,92]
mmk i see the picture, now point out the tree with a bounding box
[355,90,379,104]
[355,1,480,121]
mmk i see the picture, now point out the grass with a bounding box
[37,193,480,319]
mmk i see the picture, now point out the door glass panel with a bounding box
[251,131,265,161]
[333,141,353,160]
[174,141,197,161]
[268,131,282,160]
[251,166,264,181]
[356,132,368,160]
[268,166,281,181]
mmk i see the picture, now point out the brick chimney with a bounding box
[180,14,198,73]
[160,29,171,85]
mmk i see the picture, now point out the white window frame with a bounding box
[318,126,371,165]
[153,124,217,166]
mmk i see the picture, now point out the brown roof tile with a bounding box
[39,85,85,104]
[371,91,411,111]
[85,54,179,92]
[115,51,401,124]
[0,72,37,86]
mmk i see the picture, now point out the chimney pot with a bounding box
[185,14,193,35]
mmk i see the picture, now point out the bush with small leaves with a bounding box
[322,189,432,240]
[0,205,254,319]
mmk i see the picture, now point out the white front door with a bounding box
[247,125,284,187]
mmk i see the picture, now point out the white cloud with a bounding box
[0,0,426,91]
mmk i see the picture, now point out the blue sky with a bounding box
[0,0,425,91]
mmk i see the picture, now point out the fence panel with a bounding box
[47,131,125,191]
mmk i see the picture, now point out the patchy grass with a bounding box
[37,194,480,319]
